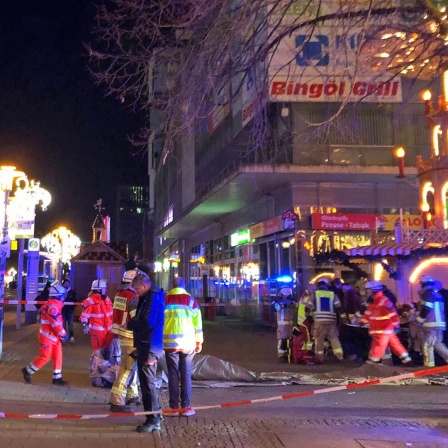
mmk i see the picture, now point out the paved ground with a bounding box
[1,305,448,447]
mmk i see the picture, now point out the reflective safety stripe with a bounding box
[111,386,127,397]
[39,328,57,342]
[118,338,134,347]
[369,313,396,321]
[90,325,106,331]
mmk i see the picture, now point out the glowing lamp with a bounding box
[421,202,430,213]
[394,147,405,158]
[394,147,405,178]
[422,90,431,102]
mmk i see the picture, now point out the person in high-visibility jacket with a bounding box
[109,270,141,412]
[297,284,315,351]
[360,280,412,365]
[22,284,69,385]
[416,276,448,367]
[80,278,114,350]
[306,278,347,363]
[163,276,203,416]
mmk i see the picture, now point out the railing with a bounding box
[402,228,448,244]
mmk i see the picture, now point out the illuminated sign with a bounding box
[312,213,377,230]
[230,229,250,246]
[377,214,434,231]
[28,238,40,252]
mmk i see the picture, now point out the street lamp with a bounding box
[0,166,39,358]
[41,226,81,280]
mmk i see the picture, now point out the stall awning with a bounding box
[344,242,425,257]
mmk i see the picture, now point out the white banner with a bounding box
[267,1,401,102]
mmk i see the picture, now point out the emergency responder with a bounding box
[80,278,114,350]
[22,284,69,385]
[163,276,203,416]
[305,278,347,363]
[128,272,165,433]
[416,276,448,367]
[109,269,141,413]
[297,283,315,351]
[273,282,295,362]
[360,280,412,365]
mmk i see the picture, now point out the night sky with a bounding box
[0,0,147,243]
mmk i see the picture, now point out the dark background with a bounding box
[0,0,146,242]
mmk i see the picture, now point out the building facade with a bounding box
[151,8,434,314]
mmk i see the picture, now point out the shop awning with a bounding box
[344,242,425,257]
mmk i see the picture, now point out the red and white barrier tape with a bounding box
[2,300,261,307]
[1,365,448,420]
[2,300,80,306]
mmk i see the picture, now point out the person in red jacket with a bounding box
[80,278,114,350]
[360,280,412,365]
[22,284,69,385]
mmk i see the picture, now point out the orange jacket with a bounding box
[80,293,113,334]
[359,291,399,335]
[39,299,66,344]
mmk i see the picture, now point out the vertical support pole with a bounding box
[0,190,9,359]
[16,238,25,329]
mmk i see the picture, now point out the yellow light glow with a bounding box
[444,70,448,102]
[309,272,335,284]
[442,181,448,228]
[433,125,442,156]
[409,258,448,283]
[394,147,405,158]
[281,241,290,249]
[373,262,383,281]
[421,202,430,212]
[422,182,435,206]
[422,90,431,101]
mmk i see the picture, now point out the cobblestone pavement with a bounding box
[1,308,448,447]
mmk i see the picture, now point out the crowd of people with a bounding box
[21,270,204,434]
[281,275,448,368]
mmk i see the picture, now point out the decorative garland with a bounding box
[313,250,369,279]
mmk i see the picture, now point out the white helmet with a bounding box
[91,278,107,292]
[123,270,137,283]
[49,284,66,298]
[420,275,435,286]
[365,280,382,291]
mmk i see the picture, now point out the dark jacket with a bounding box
[63,289,77,313]
[129,286,165,357]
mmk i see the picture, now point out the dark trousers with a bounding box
[62,310,74,338]
[165,350,195,409]
[137,350,161,423]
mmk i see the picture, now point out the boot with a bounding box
[136,419,161,433]
[110,404,134,413]
[22,367,31,384]
[52,378,68,386]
